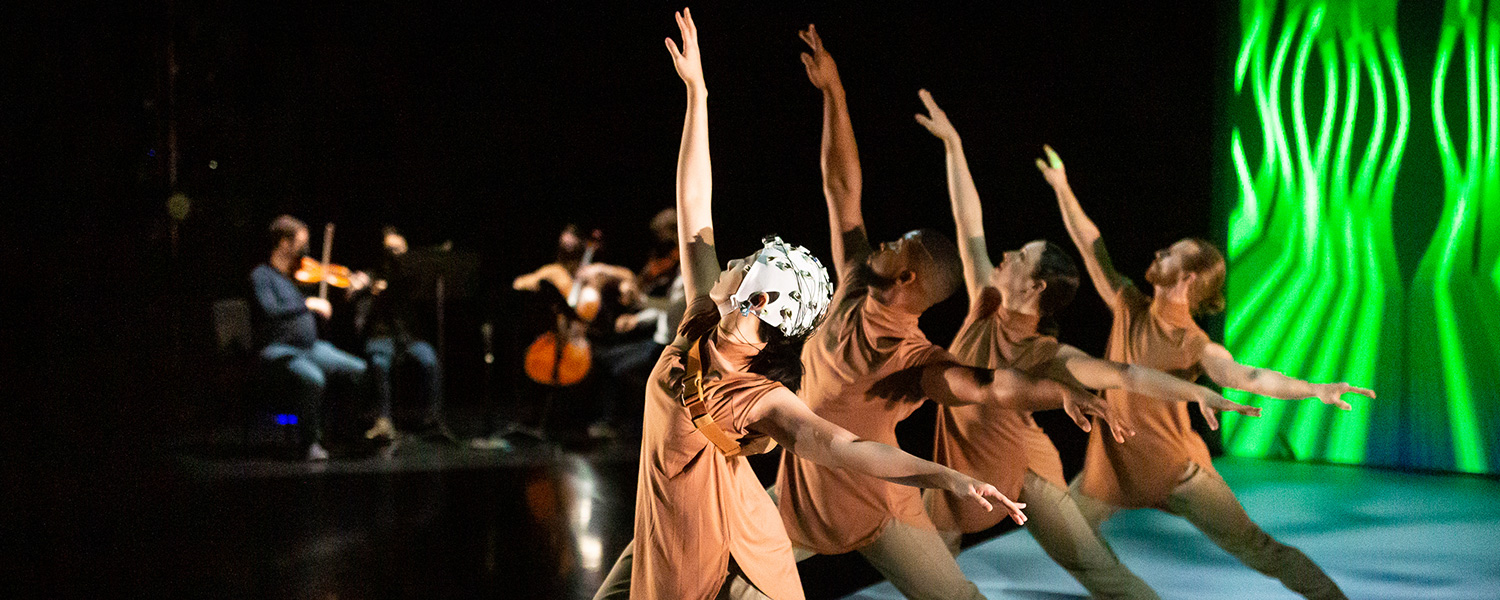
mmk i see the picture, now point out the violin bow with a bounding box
[318,222,335,301]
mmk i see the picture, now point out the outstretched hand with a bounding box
[1060,384,1135,443]
[1195,390,1262,430]
[1312,382,1376,411]
[665,8,704,88]
[914,89,959,142]
[950,474,1027,525]
[1035,145,1069,189]
[798,24,842,91]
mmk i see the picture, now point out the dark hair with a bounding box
[1031,241,1081,336]
[556,224,585,264]
[745,320,809,392]
[267,215,307,253]
[910,228,964,305]
[1181,237,1226,315]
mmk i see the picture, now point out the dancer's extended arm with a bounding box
[800,25,870,276]
[750,389,1026,524]
[1036,146,1130,308]
[1046,344,1261,430]
[1200,343,1375,411]
[920,362,1133,442]
[915,89,992,303]
[666,8,719,302]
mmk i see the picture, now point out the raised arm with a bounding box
[916,89,993,303]
[799,25,870,275]
[920,362,1134,443]
[1200,343,1375,410]
[666,9,720,301]
[1047,344,1262,430]
[749,390,1025,524]
[1035,146,1128,308]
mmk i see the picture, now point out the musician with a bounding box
[514,225,586,291]
[248,215,367,461]
[511,224,635,429]
[350,226,443,441]
[590,208,687,439]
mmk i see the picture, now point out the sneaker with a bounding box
[469,435,512,451]
[365,417,396,441]
[306,442,330,461]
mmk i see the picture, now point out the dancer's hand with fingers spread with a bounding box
[1035,144,1069,189]
[798,24,842,92]
[1195,389,1261,430]
[946,471,1026,525]
[1312,382,1375,410]
[914,88,959,143]
[665,8,703,88]
[1060,383,1135,443]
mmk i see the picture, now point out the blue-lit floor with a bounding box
[844,457,1500,599]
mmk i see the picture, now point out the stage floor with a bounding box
[845,457,1500,600]
[64,435,1493,599]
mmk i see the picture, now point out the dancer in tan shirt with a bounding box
[592,11,1024,600]
[1037,145,1374,600]
[915,90,1261,599]
[772,27,1124,600]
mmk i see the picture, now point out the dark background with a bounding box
[5,1,1248,597]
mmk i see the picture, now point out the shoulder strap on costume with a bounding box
[683,334,745,458]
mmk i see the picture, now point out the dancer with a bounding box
[593,11,1022,600]
[915,90,1262,598]
[1036,145,1374,600]
[772,27,1123,600]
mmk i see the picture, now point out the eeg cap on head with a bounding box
[730,235,834,338]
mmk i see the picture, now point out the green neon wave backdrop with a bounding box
[1221,0,1499,473]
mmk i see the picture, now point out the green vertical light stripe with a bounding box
[1325,23,1389,463]
[1408,0,1491,473]
[1230,129,1264,256]
[1224,0,1406,463]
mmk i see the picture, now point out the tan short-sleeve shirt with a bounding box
[1077,282,1214,509]
[928,287,1066,533]
[632,298,805,600]
[776,264,956,555]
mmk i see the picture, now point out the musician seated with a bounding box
[590,208,687,439]
[248,215,367,461]
[513,224,637,433]
[350,226,442,441]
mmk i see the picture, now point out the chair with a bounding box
[211,297,298,449]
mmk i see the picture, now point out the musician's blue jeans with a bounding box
[365,336,442,426]
[259,341,367,445]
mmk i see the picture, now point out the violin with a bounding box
[292,223,366,302]
[295,256,355,289]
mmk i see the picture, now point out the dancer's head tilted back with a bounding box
[1145,237,1225,315]
[707,235,833,390]
[866,228,964,313]
[994,239,1080,333]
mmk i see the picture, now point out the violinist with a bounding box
[350,226,443,441]
[248,215,367,461]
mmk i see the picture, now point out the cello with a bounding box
[522,235,603,386]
